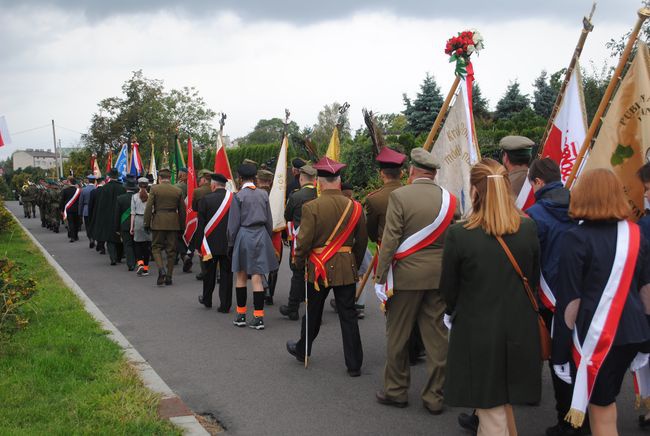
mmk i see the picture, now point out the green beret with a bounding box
[256,169,274,182]
[499,135,534,151]
[299,165,317,177]
[410,147,440,170]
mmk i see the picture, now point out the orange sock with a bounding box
[254,310,264,318]
[236,306,247,314]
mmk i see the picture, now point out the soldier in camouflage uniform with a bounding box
[47,181,62,233]
[36,179,48,227]
[20,183,34,218]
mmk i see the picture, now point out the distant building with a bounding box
[12,148,64,171]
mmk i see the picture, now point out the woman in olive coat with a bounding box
[440,158,541,435]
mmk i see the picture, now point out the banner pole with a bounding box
[423,76,460,152]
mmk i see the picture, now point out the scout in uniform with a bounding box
[499,135,534,196]
[279,164,318,320]
[144,168,186,286]
[256,168,281,305]
[227,163,278,330]
[190,169,213,278]
[286,157,368,376]
[60,176,82,242]
[197,173,233,312]
[374,148,457,415]
[115,175,137,271]
[93,169,126,265]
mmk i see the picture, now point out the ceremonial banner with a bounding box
[214,133,235,191]
[106,149,112,173]
[269,135,288,231]
[326,126,341,162]
[149,143,158,183]
[517,61,588,209]
[129,141,143,176]
[0,116,11,147]
[431,88,479,216]
[579,42,650,220]
[114,144,128,180]
[183,137,198,246]
[171,135,186,184]
[92,156,102,178]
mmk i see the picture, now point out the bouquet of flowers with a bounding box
[444,30,484,77]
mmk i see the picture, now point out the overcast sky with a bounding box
[0,0,643,159]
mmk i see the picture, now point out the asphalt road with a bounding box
[7,200,648,436]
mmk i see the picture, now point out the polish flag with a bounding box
[0,116,12,147]
[214,133,235,191]
[516,62,587,210]
[183,137,198,246]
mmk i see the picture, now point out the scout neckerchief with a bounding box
[242,181,256,190]
[62,186,81,220]
[565,220,640,428]
[201,190,233,261]
[309,198,362,290]
[380,187,456,312]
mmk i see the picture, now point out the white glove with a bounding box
[443,313,453,330]
[375,283,387,303]
[631,353,650,372]
[553,363,572,384]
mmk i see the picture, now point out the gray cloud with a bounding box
[0,0,641,24]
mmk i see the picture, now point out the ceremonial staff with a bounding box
[537,3,596,157]
[423,77,460,152]
[566,5,650,188]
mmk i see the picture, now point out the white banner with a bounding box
[269,135,288,231]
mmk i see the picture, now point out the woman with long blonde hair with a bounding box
[440,158,541,435]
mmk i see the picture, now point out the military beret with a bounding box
[257,169,274,182]
[292,158,306,169]
[238,163,257,178]
[499,135,534,151]
[210,173,228,184]
[299,165,317,177]
[376,146,407,169]
[197,169,211,179]
[158,168,171,177]
[242,158,258,166]
[410,147,440,170]
[313,156,346,177]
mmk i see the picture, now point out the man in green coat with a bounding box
[94,168,126,265]
[115,176,137,271]
[374,148,456,415]
[144,168,185,286]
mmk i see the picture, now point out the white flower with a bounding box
[467,45,475,54]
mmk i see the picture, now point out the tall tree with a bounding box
[495,81,531,120]
[241,118,300,145]
[532,71,558,119]
[582,62,612,125]
[310,102,351,151]
[472,83,490,120]
[402,74,444,135]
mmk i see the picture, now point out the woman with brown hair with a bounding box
[552,168,650,436]
[130,177,152,276]
[440,158,541,435]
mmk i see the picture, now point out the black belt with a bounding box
[156,208,177,212]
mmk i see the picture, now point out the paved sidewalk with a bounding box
[7,201,646,435]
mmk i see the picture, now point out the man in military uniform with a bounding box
[115,176,137,271]
[189,169,213,277]
[79,175,97,248]
[21,182,34,218]
[174,167,188,197]
[144,168,185,286]
[279,164,317,320]
[47,180,62,233]
[174,167,191,270]
[286,158,305,201]
[36,179,48,227]
[94,168,126,265]
[499,135,534,196]
[374,147,457,415]
[286,157,367,376]
[197,173,233,311]
[60,176,82,242]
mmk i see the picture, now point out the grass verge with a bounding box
[0,211,180,435]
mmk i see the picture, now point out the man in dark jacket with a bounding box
[197,173,233,311]
[115,176,137,271]
[79,175,97,248]
[94,168,126,265]
[60,177,82,242]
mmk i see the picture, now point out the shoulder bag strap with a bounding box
[495,235,540,314]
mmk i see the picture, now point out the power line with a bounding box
[10,124,51,136]
[55,124,85,135]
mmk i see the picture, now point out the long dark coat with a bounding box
[439,218,541,409]
[93,180,126,242]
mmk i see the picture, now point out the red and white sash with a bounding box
[287,221,298,261]
[566,220,640,427]
[62,187,81,220]
[539,273,556,313]
[382,188,456,310]
[201,190,233,261]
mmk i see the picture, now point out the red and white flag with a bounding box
[0,116,12,147]
[516,61,587,210]
[183,137,198,246]
[214,133,235,191]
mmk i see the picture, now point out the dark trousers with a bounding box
[134,241,151,266]
[153,230,178,275]
[67,214,81,240]
[287,266,305,310]
[96,241,105,252]
[107,241,123,264]
[296,282,363,371]
[83,215,94,242]
[203,256,233,310]
[121,231,135,269]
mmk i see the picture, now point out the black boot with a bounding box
[279,304,299,321]
[157,270,166,286]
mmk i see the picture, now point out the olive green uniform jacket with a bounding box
[294,189,368,287]
[509,167,528,197]
[439,218,541,408]
[364,179,402,243]
[144,182,185,231]
[375,179,455,290]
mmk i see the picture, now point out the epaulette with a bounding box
[366,187,383,198]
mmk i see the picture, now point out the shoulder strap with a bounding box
[324,199,353,246]
[495,236,540,314]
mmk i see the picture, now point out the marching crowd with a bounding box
[19,135,650,436]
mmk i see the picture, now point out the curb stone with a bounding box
[6,208,210,436]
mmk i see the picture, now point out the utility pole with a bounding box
[51,120,62,178]
[58,139,63,177]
